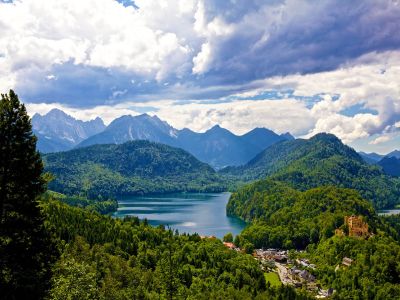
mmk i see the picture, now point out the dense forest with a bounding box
[223,133,400,209]
[227,173,400,298]
[43,141,227,199]
[228,182,376,249]
[41,198,313,299]
[43,191,118,215]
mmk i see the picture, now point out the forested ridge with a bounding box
[223,133,400,209]
[43,140,226,199]
[227,165,400,298]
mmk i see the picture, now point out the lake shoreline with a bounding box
[113,192,246,238]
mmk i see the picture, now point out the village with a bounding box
[222,215,370,299]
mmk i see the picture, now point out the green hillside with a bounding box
[223,133,400,209]
[43,140,226,199]
[228,182,376,249]
[228,181,400,298]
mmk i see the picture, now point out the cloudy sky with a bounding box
[1,0,399,153]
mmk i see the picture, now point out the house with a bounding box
[299,270,315,282]
[342,257,353,267]
[223,242,236,250]
[273,255,287,263]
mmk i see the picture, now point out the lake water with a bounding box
[378,209,400,216]
[114,192,246,238]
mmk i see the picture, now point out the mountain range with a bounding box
[32,109,106,152]
[33,109,293,168]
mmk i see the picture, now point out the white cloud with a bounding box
[369,135,391,145]
[0,0,202,86]
[192,42,212,74]
[253,51,400,143]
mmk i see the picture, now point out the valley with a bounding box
[2,93,400,299]
[3,2,400,298]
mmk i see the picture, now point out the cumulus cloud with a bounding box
[256,51,400,143]
[1,0,400,102]
[2,0,400,152]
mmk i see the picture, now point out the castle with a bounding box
[335,215,369,238]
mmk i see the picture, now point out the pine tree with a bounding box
[0,90,56,299]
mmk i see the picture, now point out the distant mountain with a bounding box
[32,109,105,153]
[43,140,225,199]
[359,151,383,164]
[222,133,400,209]
[378,156,400,177]
[76,114,292,168]
[77,114,178,148]
[387,150,400,159]
[175,126,289,168]
[176,125,247,168]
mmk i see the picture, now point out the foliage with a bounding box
[44,191,118,215]
[223,233,233,243]
[41,199,270,299]
[307,234,400,299]
[228,181,376,249]
[43,141,227,199]
[0,90,57,299]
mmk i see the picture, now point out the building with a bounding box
[223,242,236,249]
[345,215,369,237]
[342,257,353,267]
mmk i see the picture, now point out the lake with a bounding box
[378,209,400,216]
[114,192,246,238]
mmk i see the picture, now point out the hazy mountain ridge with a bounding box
[34,109,292,168]
[378,156,400,177]
[358,151,384,164]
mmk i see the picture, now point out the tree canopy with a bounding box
[0,90,57,299]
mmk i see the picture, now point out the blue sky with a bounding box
[0,0,399,153]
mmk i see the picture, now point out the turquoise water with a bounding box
[114,192,246,238]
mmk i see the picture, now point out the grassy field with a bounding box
[264,272,282,287]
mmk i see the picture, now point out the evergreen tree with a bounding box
[0,90,56,299]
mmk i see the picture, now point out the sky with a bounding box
[0,0,399,154]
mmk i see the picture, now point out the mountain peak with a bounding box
[280,132,295,140]
[32,109,106,153]
[387,149,400,159]
[311,132,341,143]
[46,108,71,118]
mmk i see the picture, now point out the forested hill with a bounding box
[227,181,400,299]
[228,183,376,248]
[43,140,226,198]
[223,133,400,209]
